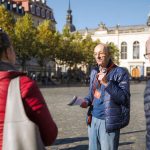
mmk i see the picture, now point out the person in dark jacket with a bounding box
[80,43,130,150]
[144,37,150,150]
[0,31,58,150]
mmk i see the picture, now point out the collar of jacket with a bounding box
[96,59,116,73]
[0,61,17,71]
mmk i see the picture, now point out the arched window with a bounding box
[133,41,140,59]
[121,42,127,59]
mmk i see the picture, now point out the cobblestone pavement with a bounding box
[40,82,147,150]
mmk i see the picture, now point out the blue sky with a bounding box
[48,0,150,32]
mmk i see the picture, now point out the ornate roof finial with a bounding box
[64,0,76,32]
[147,13,150,26]
[69,0,71,10]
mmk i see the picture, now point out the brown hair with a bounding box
[0,32,11,57]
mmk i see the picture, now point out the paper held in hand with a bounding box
[98,68,107,81]
[68,96,85,106]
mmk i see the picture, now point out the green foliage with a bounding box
[107,42,119,65]
[36,20,59,67]
[0,5,15,38]
[14,14,36,70]
[62,26,70,38]
[56,30,84,66]
[81,35,100,65]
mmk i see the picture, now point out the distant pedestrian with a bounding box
[144,37,150,150]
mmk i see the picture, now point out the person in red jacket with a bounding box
[0,31,58,149]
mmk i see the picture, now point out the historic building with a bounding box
[0,0,56,78]
[78,16,150,78]
[0,0,25,17]
[0,0,56,27]
[64,0,76,32]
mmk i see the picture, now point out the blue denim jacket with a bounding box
[84,64,130,132]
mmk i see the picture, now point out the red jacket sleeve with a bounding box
[20,76,58,146]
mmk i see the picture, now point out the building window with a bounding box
[133,41,140,59]
[41,9,45,18]
[46,10,50,19]
[36,7,40,16]
[18,5,23,14]
[146,67,150,77]
[30,4,35,14]
[121,42,127,59]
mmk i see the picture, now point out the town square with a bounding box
[0,0,150,150]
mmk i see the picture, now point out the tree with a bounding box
[36,20,59,71]
[0,5,15,38]
[14,14,36,71]
[56,29,84,67]
[107,42,119,65]
[81,35,99,66]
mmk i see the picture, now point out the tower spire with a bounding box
[147,13,150,26]
[64,0,76,32]
[69,0,71,10]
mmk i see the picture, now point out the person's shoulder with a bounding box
[20,75,36,86]
[19,75,39,97]
[90,66,99,73]
[115,66,129,75]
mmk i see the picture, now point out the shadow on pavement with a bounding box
[53,137,88,145]
[119,141,134,146]
[60,145,88,150]
[53,137,135,149]
[120,129,146,135]
[52,130,145,149]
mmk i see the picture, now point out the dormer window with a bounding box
[36,7,40,16]
[18,5,23,14]
[7,2,11,10]
[42,0,45,4]
[30,4,35,14]
[50,12,54,20]
[12,3,17,12]
[46,10,50,19]
[13,3,16,8]
[41,9,45,17]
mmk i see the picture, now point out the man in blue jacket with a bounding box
[81,43,130,150]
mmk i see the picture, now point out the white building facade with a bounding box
[79,21,150,78]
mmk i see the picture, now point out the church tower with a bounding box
[64,0,76,32]
[147,13,150,26]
